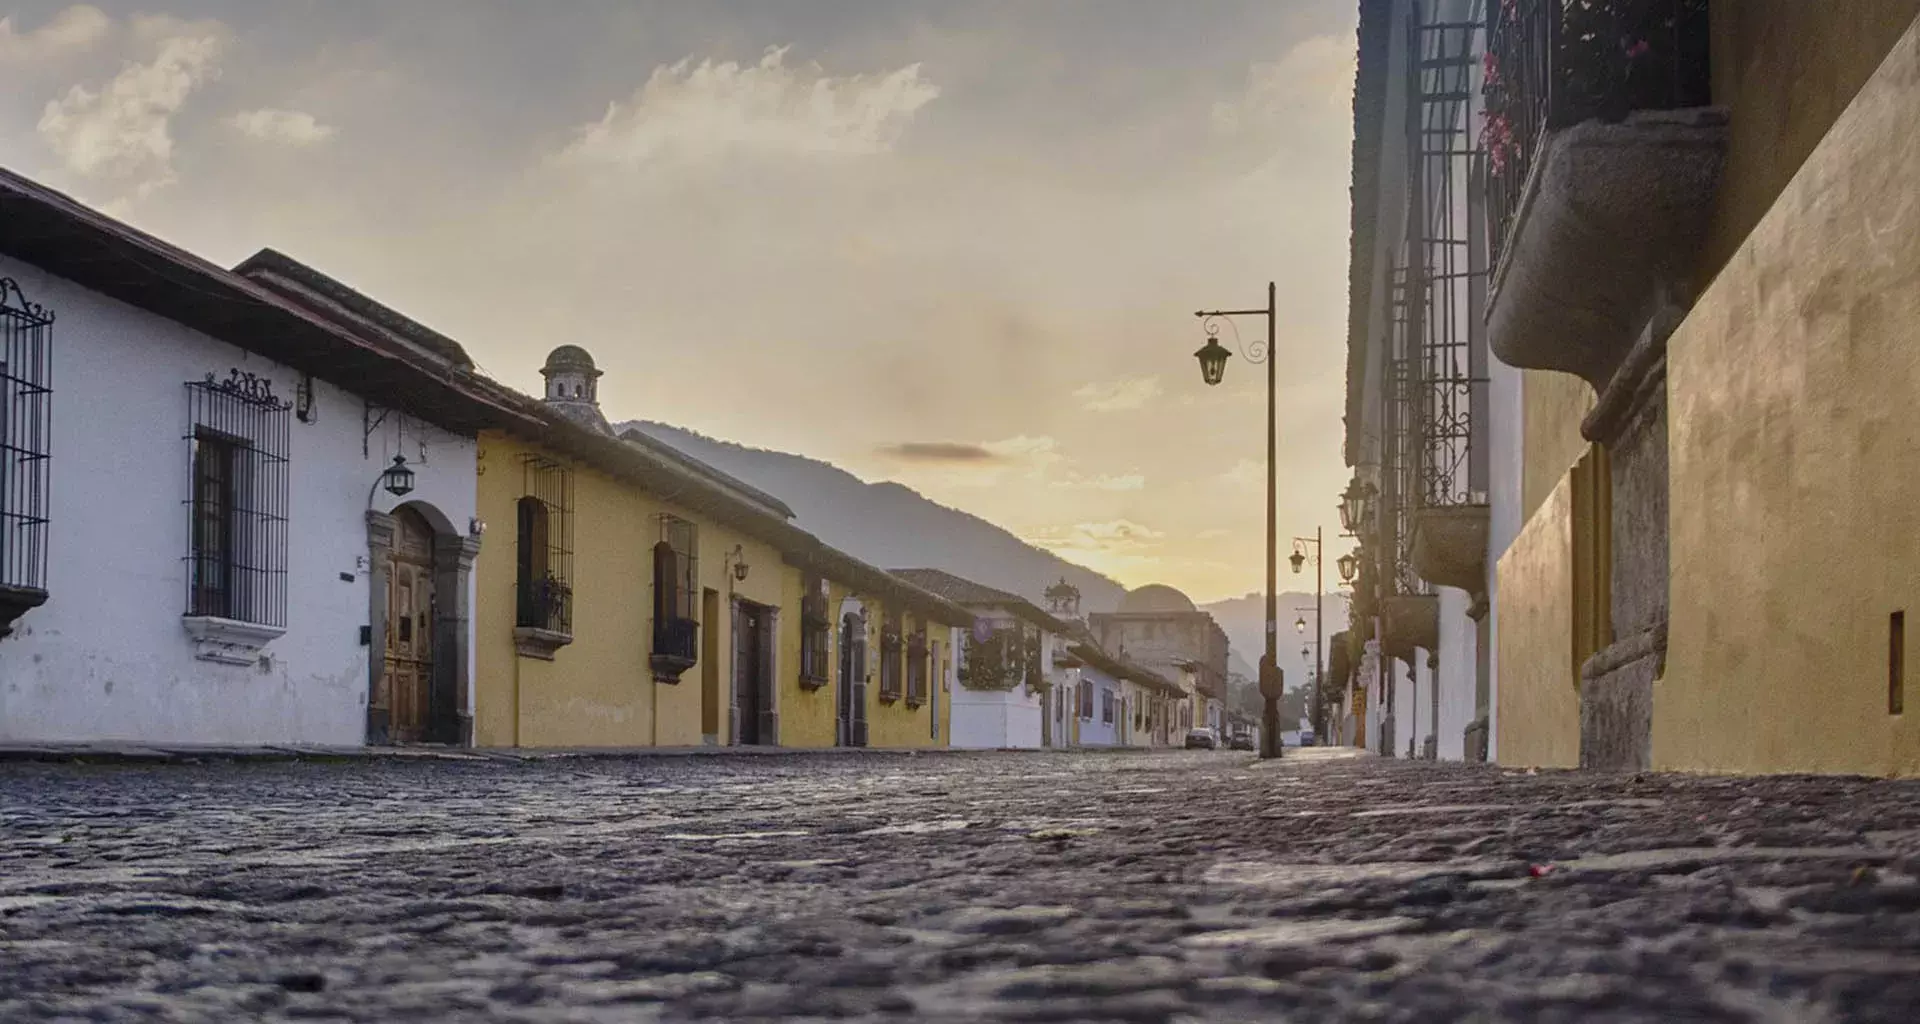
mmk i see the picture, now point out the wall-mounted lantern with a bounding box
[380,454,416,497]
[726,544,749,582]
[1336,552,1358,583]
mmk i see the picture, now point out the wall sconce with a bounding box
[727,544,749,582]
[381,455,415,497]
[468,516,487,538]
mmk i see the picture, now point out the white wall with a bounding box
[0,255,478,746]
[1074,666,1121,747]
[949,686,1043,749]
[1484,355,1524,764]
[1436,588,1476,760]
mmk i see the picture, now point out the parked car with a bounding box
[1184,727,1219,750]
[1298,730,1317,747]
[1228,733,1256,751]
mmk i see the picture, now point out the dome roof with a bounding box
[542,344,601,376]
[1119,584,1196,614]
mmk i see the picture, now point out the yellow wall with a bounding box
[472,430,785,749]
[1521,370,1596,523]
[1496,473,1582,768]
[860,602,950,749]
[772,571,847,749]
[1660,17,1920,776]
[1703,2,1920,282]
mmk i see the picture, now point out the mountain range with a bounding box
[624,420,1348,706]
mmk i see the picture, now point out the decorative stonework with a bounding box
[517,627,573,662]
[1488,108,1727,392]
[182,615,286,665]
[1409,505,1491,595]
[0,585,48,640]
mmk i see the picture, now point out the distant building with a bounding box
[1088,584,1230,734]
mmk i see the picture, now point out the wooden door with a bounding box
[384,508,436,744]
[735,604,765,745]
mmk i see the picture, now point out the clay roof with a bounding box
[886,568,1072,634]
[1063,642,1181,694]
[234,247,473,369]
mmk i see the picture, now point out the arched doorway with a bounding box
[384,507,436,743]
[366,499,480,746]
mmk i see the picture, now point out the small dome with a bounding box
[542,345,601,377]
[1119,584,1196,614]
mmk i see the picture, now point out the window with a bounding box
[0,278,51,630]
[514,456,573,637]
[906,625,929,707]
[878,610,903,702]
[650,514,699,680]
[183,370,289,626]
[1101,688,1114,725]
[798,575,831,689]
[1078,678,1093,720]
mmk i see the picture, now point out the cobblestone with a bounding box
[2,749,1918,1022]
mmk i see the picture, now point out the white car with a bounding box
[1184,727,1219,750]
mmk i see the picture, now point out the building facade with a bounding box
[1341,1,1920,775]
[1088,585,1230,726]
[0,171,509,746]
[890,568,1068,750]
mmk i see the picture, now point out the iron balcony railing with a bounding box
[652,614,698,668]
[1485,0,1712,266]
[517,573,573,635]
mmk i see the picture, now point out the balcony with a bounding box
[650,615,699,683]
[1484,0,1721,392]
[513,574,573,661]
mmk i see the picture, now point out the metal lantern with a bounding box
[1288,548,1306,574]
[1339,479,1363,533]
[1294,615,1306,634]
[381,454,415,497]
[1336,551,1359,583]
[1194,337,1230,386]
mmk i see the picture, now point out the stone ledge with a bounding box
[181,615,285,666]
[1410,504,1490,595]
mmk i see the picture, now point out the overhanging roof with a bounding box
[1065,642,1181,694]
[1345,0,1398,466]
[887,568,1072,634]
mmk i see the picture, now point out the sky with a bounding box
[0,0,1360,605]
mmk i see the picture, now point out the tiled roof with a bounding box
[234,248,473,369]
[887,568,1071,634]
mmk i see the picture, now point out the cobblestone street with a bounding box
[3,749,1919,1022]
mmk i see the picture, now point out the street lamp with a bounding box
[1339,479,1374,535]
[1291,531,1326,744]
[1295,615,1306,634]
[1337,552,1359,583]
[1191,282,1280,759]
[365,453,417,508]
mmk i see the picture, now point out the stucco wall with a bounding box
[1073,666,1122,747]
[472,430,785,749]
[1485,355,1526,763]
[1702,2,1920,281]
[1436,588,1476,760]
[1521,370,1595,524]
[1495,474,1581,767]
[0,255,477,746]
[1660,18,1920,776]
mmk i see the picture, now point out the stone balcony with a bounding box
[1409,504,1490,596]
[1488,108,1728,392]
[1381,593,1438,663]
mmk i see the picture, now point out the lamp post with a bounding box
[1290,530,1324,744]
[1192,282,1280,759]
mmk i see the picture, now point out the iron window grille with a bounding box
[878,611,903,702]
[906,626,929,707]
[0,279,51,606]
[1078,679,1094,720]
[1485,0,1713,269]
[1101,689,1114,725]
[515,455,574,635]
[799,575,831,689]
[1409,10,1491,510]
[183,370,291,626]
[650,514,699,676]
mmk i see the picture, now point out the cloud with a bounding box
[557,45,939,168]
[1221,458,1264,489]
[0,6,110,62]
[1051,472,1146,492]
[36,20,225,197]
[231,108,337,146]
[876,442,999,463]
[1211,35,1355,136]
[1026,519,1165,553]
[1073,376,1162,413]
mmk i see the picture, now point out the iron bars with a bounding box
[183,369,291,627]
[0,279,51,603]
[516,454,574,635]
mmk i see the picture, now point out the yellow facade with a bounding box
[1659,16,1920,776]
[473,430,788,749]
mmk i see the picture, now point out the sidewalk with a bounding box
[0,742,1253,765]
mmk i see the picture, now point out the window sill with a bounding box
[798,672,831,692]
[905,698,926,710]
[649,652,696,684]
[0,584,48,639]
[878,692,901,705]
[514,626,573,661]
[182,615,286,666]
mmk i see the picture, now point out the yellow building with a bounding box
[1481,3,1920,774]
[470,346,970,750]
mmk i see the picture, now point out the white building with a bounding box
[0,169,512,747]
[889,568,1069,749]
[1057,640,1179,748]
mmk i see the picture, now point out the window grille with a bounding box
[906,626,929,706]
[651,514,698,669]
[799,575,831,687]
[182,370,290,626]
[516,455,574,634]
[0,279,51,600]
[1101,689,1114,725]
[878,610,903,702]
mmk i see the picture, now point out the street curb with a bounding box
[0,744,1258,766]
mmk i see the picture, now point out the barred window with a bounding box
[650,514,698,674]
[1101,689,1114,725]
[183,370,289,626]
[0,279,51,608]
[1078,679,1093,720]
[798,575,831,688]
[515,456,573,634]
[878,610,903,702]
[906,625,928,707]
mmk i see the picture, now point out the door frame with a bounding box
[365,501,480,746]
[730,596,779,746]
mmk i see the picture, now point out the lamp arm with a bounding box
[1197,312,1269,365]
